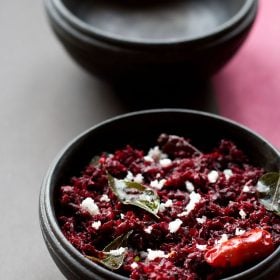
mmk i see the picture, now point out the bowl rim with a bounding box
[40,108,280,280]
[48,0,258,46]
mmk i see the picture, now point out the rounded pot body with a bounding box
[40,108,280,280]
[43,0,258,82]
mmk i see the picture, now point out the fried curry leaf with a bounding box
[108,174,160,218]
[256,172,280,216]
[86,231,133,270]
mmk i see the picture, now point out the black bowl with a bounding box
[39,109,280,280]
[44,0,258,83]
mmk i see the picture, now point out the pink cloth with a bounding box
[213,0,280,148]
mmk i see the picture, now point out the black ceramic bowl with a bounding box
[39,109,280,280]
[44,0,258,82]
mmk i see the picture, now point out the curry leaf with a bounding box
[108,174,160,218]
[256,172,280,216]
[86,231,133,270]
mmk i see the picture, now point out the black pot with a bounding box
[43,0,258,83]
[39,109,280,280]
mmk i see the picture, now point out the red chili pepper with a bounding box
[204,228,274,268]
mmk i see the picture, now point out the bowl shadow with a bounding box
[109,78,218,113]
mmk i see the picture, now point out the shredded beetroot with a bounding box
[57,134,280,280]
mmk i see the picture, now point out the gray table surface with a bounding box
[0,1,217,279]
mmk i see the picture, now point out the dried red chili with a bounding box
[204,228,274,268]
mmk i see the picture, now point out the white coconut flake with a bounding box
[120,213,125,219]
[178,192,201,217]
[177,211,188,217]
[100,194,110,202]
[62,186,73,192]
[196,216,207,224]
[215,234,228,245]
[228,201,234,206]
[223,169,233,180]
[109,247,126,256]
[196,244,207,251]
[235,228,246,236]
[130,262,138,269]
[144,155,154,162]
[239,209,247,219]
[145,146,168,162]
[211,192,219,200]
[147,249,168,261]
[134,173,144,184]
[158,199,172,212]
[125,171,134,181]
[168,219,183,233]
[208,170,219,183]
[125,171,144,184]
[242,185,251,193]
[150,179,166,190]
[185,181,195,192]
[164,199,173,208]
[156,173,161,178]
[80,197,100,216]
[184,191,201,215]
[144,225,153,234]
[159,158,172,168]
[159,203,166,212]
[91,221,101,230]
[221,234,228,242]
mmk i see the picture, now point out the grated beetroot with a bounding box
[57,134,280,280]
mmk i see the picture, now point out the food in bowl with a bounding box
[57,133,280,280]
